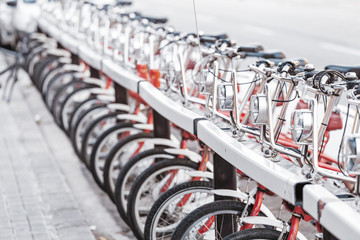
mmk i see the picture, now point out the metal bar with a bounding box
[114,82,128,105]
[139,82,201,134]
[0,47,17,56]
[213,153,237,237]
[322,227,339,240]
[71,54,80,65]
[153,110,170,139]
[198,120,308,204]
[89,66,100,78]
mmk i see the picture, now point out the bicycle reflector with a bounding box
[340,135,360,175]
[249,94,268,125]
[289,110,313,144]
[217,83,234,111]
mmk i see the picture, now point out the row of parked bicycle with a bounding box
[12,0,360,239]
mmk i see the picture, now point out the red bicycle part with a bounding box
[177,147,210,207]
[149,69,161,88]
[136,64,148,80]
[105,76,112,89]
[160,169,179,193]
[241,186,265,230]
[198,216,215,235]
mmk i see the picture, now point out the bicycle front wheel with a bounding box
[171,200,260,240]
[127,158,200,240]
[145,180,214,240]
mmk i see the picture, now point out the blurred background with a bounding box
[130,0,360,68]
[1,0,359,69]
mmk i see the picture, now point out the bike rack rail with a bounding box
[36,13,360,239]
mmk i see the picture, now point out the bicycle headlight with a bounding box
[217,83,234,111]
[340,135,360,175]
[290,110,313,145]
[249,94,268,125]
[198,69,214,94]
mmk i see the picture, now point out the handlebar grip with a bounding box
[120,12,141,18]
[325,65,360,78]
[292,58,308,67]
[246,51,285,59]
[238,45,264,53]
[142,16,168,24]
[202,33,228,40]
[199,36,218,44]
[116,1,133,6]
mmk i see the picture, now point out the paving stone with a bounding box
[0,52,131,239]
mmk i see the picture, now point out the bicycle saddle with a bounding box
[141,16,168,24]
[116,1,132,6]
[237,44,264,53]
[186,33,228,40]
[245,51,285,59]
[199,36,218,44]
[325,65,360,78]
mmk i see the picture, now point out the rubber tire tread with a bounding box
[127,158,199,240]
[144,180,214,240]
[50,80,84,117]
[80,111,127,166]
[89,122,138,189]
[57,85,99,130]
[103,132,154,201]
[114,147,178,225]
[38,62,65,93]
[33,55,59,88]
[223,228,282,240]
[170,200,250,240]
[44,70,78,107]
[70,104,108,157]
[67,96,97,136]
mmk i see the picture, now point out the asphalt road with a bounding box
[131,0,360,68]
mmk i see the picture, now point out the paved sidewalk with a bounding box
[0,56,132,240]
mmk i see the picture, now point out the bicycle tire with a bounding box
[104,132,154,201]
[33,55,59,88]
[23,42,44,71]
[67,97,104,135]
[60,91,96,132]
[52,81,97,129]
[70,104,109,157]
[42,71,77,107]
[50,79,84,117]
[80,111,127,166]
[58,84,99,131]
[45,71,79,110]
[114,147,178,225]
[127,158,199,240]
[223,228,282,240]
[144,180,214,240]
[89,122,143,189]
[38,58,68,92]
[170,200,256,240]
[58,86,99,130]
[40,64,73,97]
